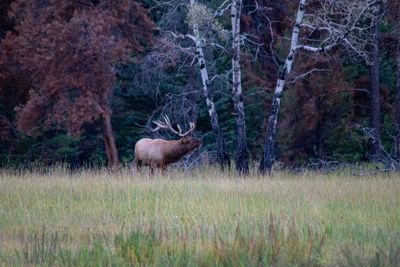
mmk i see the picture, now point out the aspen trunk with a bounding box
[231,0,249,175]
[102,112,119,169]
[259,0,306,174]
[189,0,230,169]
[396,0,400,159]
[369,9,382,160]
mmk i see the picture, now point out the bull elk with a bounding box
[133,115,202,172]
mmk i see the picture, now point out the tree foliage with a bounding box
[2,0,152,135]
[0,0,153,167]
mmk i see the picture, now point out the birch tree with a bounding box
[158,1,230,169]
[188,0,230,169]
[159,0,257,173]
[259,0,382,174]
[231,0,249,175]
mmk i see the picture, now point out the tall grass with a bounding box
[0,166,399,266]
[9,215,328,266]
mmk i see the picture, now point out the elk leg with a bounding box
[149,161,157,176]
[134,159,142,172]
[160,163,167,175]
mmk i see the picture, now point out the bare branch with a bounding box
[296,43,337,52]
[214,0,232,17]
[287,68,329,84]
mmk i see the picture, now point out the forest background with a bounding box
[1,0,399,173]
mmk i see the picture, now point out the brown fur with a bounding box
[133,136,202,172]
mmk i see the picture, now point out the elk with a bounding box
[133,115,202,172]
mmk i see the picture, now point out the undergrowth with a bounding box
[4,215,329,266]
[5,216,400,266]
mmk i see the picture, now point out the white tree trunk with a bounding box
[231,0,249,175]
[259,0,306,174]
[189,0,229,168]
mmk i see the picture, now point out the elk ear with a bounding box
[180,137,188,144]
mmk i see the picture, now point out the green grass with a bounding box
[0,167,399,266]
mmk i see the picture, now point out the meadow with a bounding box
[0,167,399,266]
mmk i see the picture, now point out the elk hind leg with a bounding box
[148,161,157,176]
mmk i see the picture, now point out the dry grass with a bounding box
[0,166,399,265]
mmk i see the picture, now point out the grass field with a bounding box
[0,167,399,266]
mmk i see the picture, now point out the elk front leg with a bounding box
[160,163,167,175]
[134,158,142,172]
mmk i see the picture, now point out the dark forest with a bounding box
[1,0,399,173]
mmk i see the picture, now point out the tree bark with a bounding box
[368,8,381,160]
[102,112,119,169]
[231,0,249,175]
[395,0,400,159]
[189,0,230,169]
[259,0,306,174]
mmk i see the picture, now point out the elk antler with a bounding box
[152,115,195,137]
